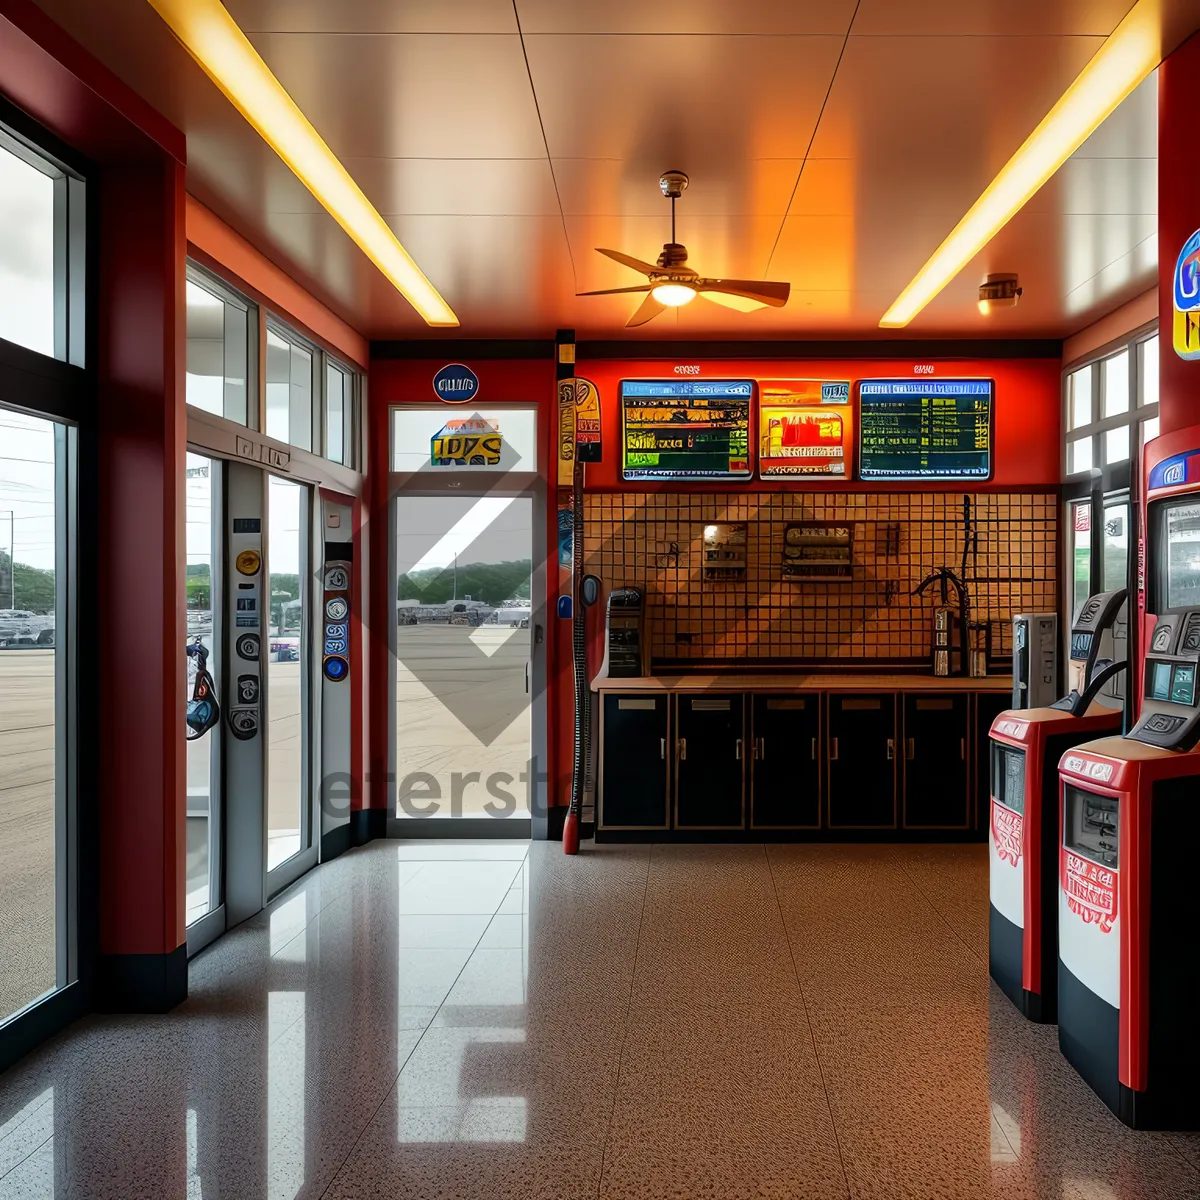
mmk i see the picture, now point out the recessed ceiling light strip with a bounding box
[148,0,458,327]
[879,0,1161,329]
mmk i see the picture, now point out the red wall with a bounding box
[579,356,1061,491]
[1159,31,1200,438]
[369,351,1060,817]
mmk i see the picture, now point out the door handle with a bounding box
[830,737,839,761]
[735,738,742,761]
[906,738,915,761]
[887,738,894,761]
[660,738,665,761]
[525,661,530,695]
[758,737,766,760]
[960,737,966,760]
[678,738,687,761]
[810,737,816,760]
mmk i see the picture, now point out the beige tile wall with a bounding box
[582,491,1057,664]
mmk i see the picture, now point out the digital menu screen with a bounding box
[858,379,993,480]
[621,380,752,480]
[758,379,851,479]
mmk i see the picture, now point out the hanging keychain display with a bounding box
[185,637,221,740]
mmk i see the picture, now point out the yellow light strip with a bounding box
[148,0,458,327]
[879,0,1161,328]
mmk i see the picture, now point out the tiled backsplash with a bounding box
[582,491,1057,665]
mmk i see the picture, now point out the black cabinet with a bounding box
[975,691,1013,835]
[750,694,820,829]
[902,694,970,829]
[599,693,669,829]
[827,694,897,828]
[675,694,745,828]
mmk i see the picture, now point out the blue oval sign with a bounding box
[433,363,480,403]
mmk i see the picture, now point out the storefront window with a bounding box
[0,140,54,357]
[1072,501,1091,619]
[185,270,251,426]
[266,327,313,452]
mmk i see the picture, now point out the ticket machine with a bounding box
[989,589,1127,1022]
[1052,428,1200,1127]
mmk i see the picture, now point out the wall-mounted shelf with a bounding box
[782,522,854,582]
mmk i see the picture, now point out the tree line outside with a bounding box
[397,559,532,607]
[0,550,54,613]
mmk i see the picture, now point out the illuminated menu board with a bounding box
[858,379,993,480]
[621,380,752,480]
[759,379,851,479]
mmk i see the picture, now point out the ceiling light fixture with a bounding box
[650,282,697,307]
[147,0,458,327]
[879,0,1160,329]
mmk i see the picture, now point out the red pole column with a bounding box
[1159,30,1200,437]
[95,155,188,1009]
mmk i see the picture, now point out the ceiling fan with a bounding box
[577,171,790,327]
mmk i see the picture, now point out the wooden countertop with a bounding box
[592,673,1013,693]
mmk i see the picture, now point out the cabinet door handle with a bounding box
[830,737,839,761]
[887,738,894,761]
[735,738,742,761]
[960,737,965,760]
[679,738,687,761]
[759,737,766,761]
[810,737,816,760]
[906,738,915,761]
[660,738,665,761]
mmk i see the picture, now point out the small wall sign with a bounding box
[433,363,480,402]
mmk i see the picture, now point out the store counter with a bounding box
[593,673,1012,841]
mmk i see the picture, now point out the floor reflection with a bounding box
[1,842,1199,1199]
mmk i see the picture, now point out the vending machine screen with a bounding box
[1070,632,1094,660]
[1170,662,1196,705]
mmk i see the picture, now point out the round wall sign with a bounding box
[236,549,261,576]
[433,363,480,403]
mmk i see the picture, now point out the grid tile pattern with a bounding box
[583,492,1057,665]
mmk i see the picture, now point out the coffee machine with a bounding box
[913,567,967,676]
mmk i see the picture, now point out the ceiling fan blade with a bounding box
[596,247,660,276]
[576,285,654,297]
[626,292,665,328]
[695,278,791,307]
[699,291,768,313]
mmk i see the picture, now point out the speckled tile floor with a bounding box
[1,839,1199,1199]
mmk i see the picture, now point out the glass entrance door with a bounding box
[185,453,221,932]
[393,493,534,829]
[266,474,313,882]
[0,407,71,1026]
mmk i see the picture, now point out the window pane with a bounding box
[1139,336,1159,407]
[222,301,248,426]
[325,362,345,465]
[267,477,306,871]
[0,408,60,1022]
[289,343,312,453]
[266,330,291,442]
[1142,415,1160,446]
[1068,436,1093,474]
[186,281,224,416]
[1068,365,1092,430]
[1072,502,1091,618]
[1102,502,1129,592]
[0,142,55,357]
[1103,351,1129,416]
[1105,425,1129,465]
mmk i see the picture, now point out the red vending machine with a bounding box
[1055,435,1200,1128]
[989,589,1127,1022]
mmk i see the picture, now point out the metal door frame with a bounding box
[387,402,546,838]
